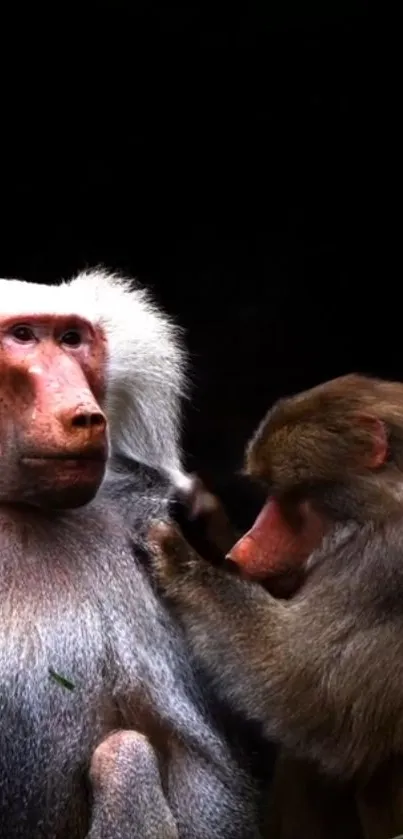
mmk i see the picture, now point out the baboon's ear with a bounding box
[355,415,388,469]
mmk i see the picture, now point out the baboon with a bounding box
[0,268,261,838]
[150,374,403,838]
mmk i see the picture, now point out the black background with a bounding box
[1,3,396,485]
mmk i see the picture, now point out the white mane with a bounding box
[0,268,187,476]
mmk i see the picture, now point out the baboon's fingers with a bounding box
[147,520,196,587]
[88,731,179,838]
[148,521,188,561]
[148,520,180,554]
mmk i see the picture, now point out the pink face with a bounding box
[227,497,328,582]
[0,314,109,509]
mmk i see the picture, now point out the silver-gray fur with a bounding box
[0,270,262,838]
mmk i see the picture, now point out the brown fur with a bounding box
[247,373,403,521]
[149,374,403,838]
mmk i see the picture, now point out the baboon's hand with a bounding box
[148,521,200,589]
